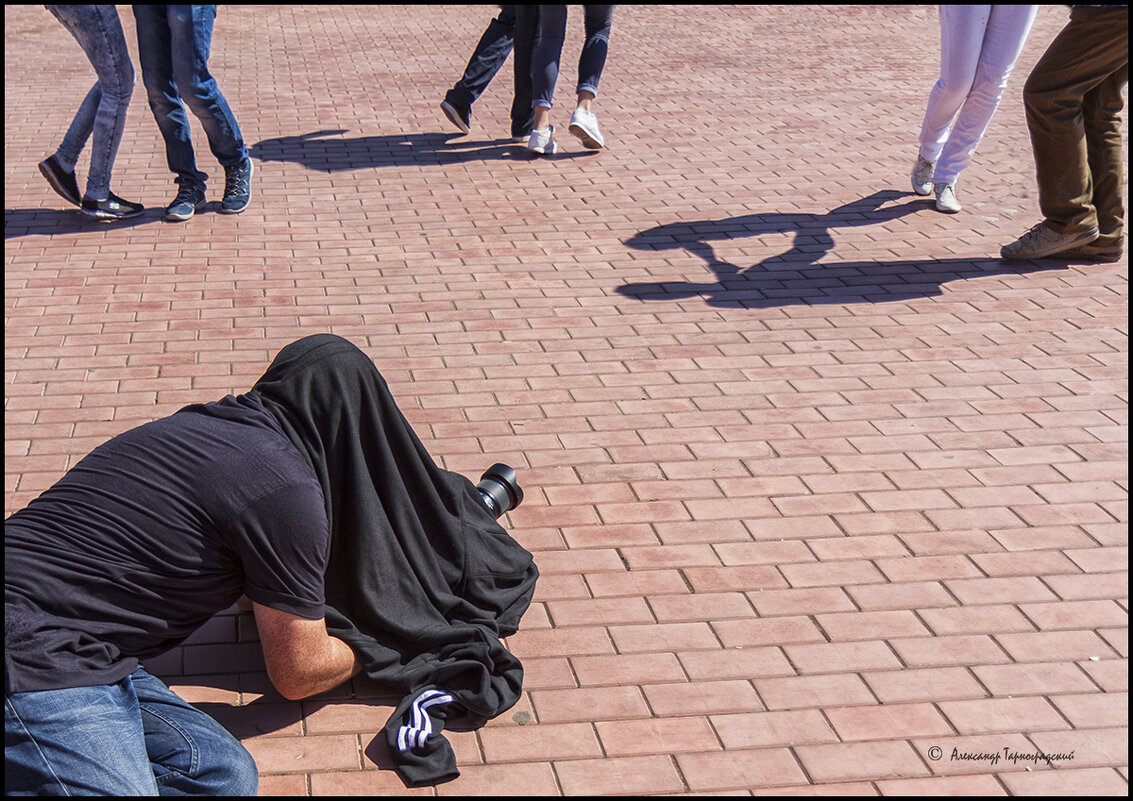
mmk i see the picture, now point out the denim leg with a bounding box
[166,5,249,169]
[510,5,538,136]
[131,668,259,796]
[447,6,517,111]
[532,5,568,109]
[47,5,135,199]
[576,5,614,97]
[54,82,101,170]
[5,676,160,795]
[135,4,207,186]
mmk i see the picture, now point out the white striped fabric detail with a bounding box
[396,688,455,753]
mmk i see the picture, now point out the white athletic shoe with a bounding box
[934,182,961,213]
[911,154,935,196]
[527,126,558,155]
[568,108,605,149]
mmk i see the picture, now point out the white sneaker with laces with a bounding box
[911,154,935,196]
[568,108,605,149]
[527,126,558,155]
[934,182,961,213]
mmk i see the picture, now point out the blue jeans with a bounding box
[47,5,134,199]
[133,5,248,189]
[532,5,614,109]
[5,666,258,796]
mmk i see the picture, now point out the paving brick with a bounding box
[436,761,560,796]
[864,667,987,705]
[643,679,764,717]
[997,767,1130,797]
[595,716,721,757]
[556,754,685,795]
[938,696,1070,736]
[529,686,650,724]
[825,702,954,742]
[875,774,1008,795]
[243,734,362,774]
[755,673,877,711]
[479,721,601,764]
[571,652,686,687]
[794,741,930,783]
[972,662,1099,697]
[677,748,809,792]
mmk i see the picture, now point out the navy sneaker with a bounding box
[220,157,253,214]
[39,155,81,206]
[80,192,143,221]
[165,181,207,222]
[440,99,471,134]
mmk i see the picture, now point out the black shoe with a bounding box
[440,99,471,134]
[165,181,207,222]
[220,157,253,214]
[39,155,81,206]
[80,192,144,221]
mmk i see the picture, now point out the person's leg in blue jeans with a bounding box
[575,5,613,104]
[39,5,142,219]
[567,4,613,149]
[134,4,208,190]
[527,5,568,153]
[135,4,251,220]
[5,666,258,796]
[510,5,538,140]
[528,5,613,154]
[441,6,517,133]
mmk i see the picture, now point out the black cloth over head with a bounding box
[251,334,537,784]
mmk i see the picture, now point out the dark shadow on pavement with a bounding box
[619,190,1068,309]
[250,128,595,174]
[4,206,163,239]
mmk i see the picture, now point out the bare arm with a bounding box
[252,602,363,700]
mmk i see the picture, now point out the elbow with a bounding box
[267,669,316,701]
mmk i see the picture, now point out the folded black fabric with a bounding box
[252,334,538,785]
[384,686,460,786]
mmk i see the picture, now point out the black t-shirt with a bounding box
[4,392,329,694]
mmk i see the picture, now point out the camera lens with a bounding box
[476,463,524,518]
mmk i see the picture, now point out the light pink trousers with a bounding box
[917,5,1038,185]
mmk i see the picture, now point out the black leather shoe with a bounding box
[39,155,81,206]
[440,99,470,134]
[80,192,144,221]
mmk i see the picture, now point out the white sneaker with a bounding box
[527,126,558,155]
[568,108,605,149]
[911,154,935,196]
[934,182,961,213]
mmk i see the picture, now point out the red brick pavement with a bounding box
[4,5,1127,796]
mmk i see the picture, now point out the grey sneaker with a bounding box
[568,108,605,149]
[527,126,558,155]
[165,181,206,222]
[220,157,253,214]
[934,182,961,213]
[1000,222,1099,260]
[911,154,935,196]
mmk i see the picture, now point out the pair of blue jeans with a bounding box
[4,666,258,796]
[47,5,134,200]
[133,5,248,190]
[532,5,614,110]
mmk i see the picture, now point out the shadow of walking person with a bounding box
[249,128,580,174]
[619,190,1058,309]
